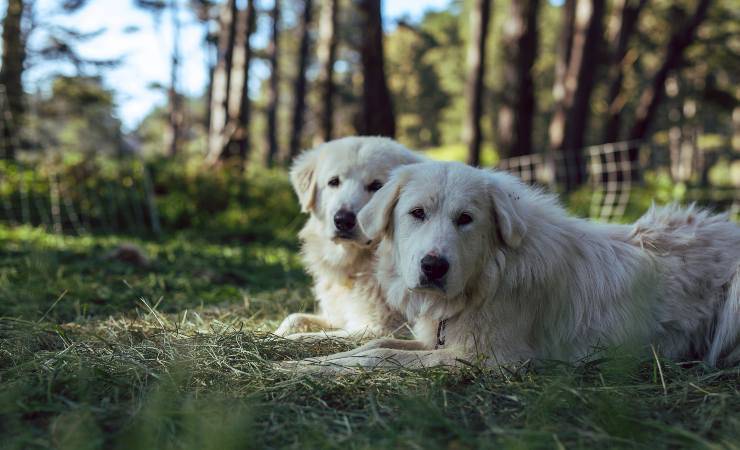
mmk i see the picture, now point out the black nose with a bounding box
[421,254,449,280]
[334,209,357,232]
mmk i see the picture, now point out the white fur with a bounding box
[293,161,740,371]
[275,136,426,340]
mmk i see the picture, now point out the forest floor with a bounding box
[1,224,739,449]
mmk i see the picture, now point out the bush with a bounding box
[0,156,304,242]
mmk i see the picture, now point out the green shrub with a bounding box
[0,156,304,242]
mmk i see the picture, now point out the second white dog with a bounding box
[275,136,425,340]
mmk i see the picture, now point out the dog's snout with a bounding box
[334,209,357,232]
[421,254,449,280]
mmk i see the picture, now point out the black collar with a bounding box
[435,319,449,349]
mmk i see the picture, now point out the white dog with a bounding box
[292,161,740,371]
[275,136,425,340]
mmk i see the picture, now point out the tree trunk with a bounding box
[463,0,491,167]
[234,0,256,163]
[497,0,540,159]
[564,0,604,151]
[201,4,218,133]
[628,0,712,141]
[548,0,605,190]
[734,105,740,153]
[166,0,183,157]
[0,0,26,160]
[288,0,313,161]
[206,0,238,162]
[548,0,576,155]
[205,41,216,134]
[358,0,395,138]
[265,0,281,167]
[602,0,647,143]
[314,0,338,145]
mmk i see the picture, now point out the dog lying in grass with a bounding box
[289,161,740,372]
[275,136,425,340]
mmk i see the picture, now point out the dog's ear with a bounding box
[357,166,412,244]
[290,148,320,213]
[488,176,527,248]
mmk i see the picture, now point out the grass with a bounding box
[2,225,739,449]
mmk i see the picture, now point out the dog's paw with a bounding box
[274,313,311,337]
[273,323,293,337]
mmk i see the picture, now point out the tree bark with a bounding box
[206,0,238,162]
[234,0,256,163]
[548,0,605,190]
[564,0,604,151]
[0,0,26,160]
[628,0,712,141]
[497,0,540,159]
[288,0,312,161]
[463,0,491,167]
[264,0,281,167]
[205,41,216,134]
[548,0,576,155]
[193,0,218,132]
[166,0,183,156]
[314,0,338,145]
[602,0,647,143]
[358,0,395,138]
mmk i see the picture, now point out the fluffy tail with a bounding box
[707,265,740,367]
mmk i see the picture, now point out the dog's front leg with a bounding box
[303,337,427,359]
[282,329,377,342]
[284,346,463,374]
[345,337,429,352]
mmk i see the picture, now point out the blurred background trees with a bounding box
[0,0,737,206]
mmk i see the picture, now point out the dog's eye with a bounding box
[456,213,473,226]
[410,208,426,221]
[367,180,383,192]
[328,176,340,187]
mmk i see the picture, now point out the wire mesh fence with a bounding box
[0,158,160,235]
[496,140,739,222]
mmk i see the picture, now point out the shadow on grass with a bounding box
[0,225,312,322]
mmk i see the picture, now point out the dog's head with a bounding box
[358,161,527,302]
[290,136,424,246]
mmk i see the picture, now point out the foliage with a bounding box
[385,10,461,148]
[424,143,499,167]
[148,159,302,241]
[0,155,304,240]
[24,76,125,156]
[135,96,209,158]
